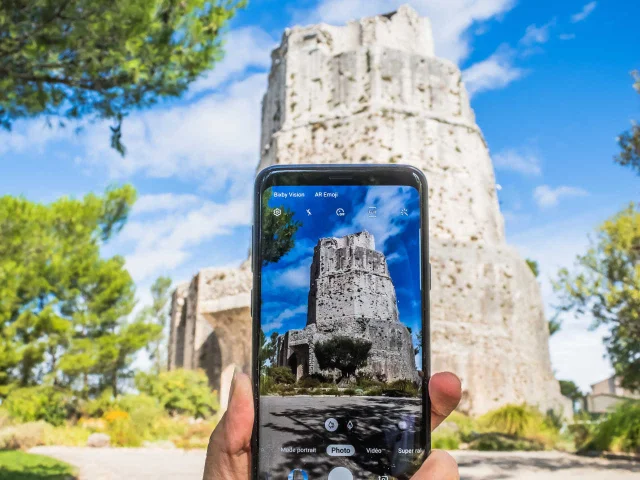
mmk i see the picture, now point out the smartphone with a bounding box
[251,165,430,480]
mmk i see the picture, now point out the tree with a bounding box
[261,191,302,265]
[314,336,372,383]
[258,330,279,373]
[0,186,161,398]
[554,204,640,390]
[526,259,540,278]
[559,380,584,412]
[0,0,245,155]
[526,258,560,336]
[614,71,640,175]
[137,276,172,374]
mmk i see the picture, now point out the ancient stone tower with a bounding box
[168,5,571,415]
[276,231,418,383]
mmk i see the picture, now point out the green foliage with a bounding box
[432,430,461,450]
[258,330,279,373]
[480,404,541,437]
[615,71,640,175]
[136,276,172,374]
[314,336,372,381]
[554,203,640,390]
[590,401,640,453]
[3,387,75,427]
[136,369,218,418]
[0,0,246,154]
[261,191,302,265]
[526,259,540,278]
[266,366,296,385]
[559,380,584,411]
[117,393,165,438]
[382,379,419,398]
[0,186,161,398]
[0,450,75,479]
[468,433,544,451]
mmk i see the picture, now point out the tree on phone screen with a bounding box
[315,336,372,385]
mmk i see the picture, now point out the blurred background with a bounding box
[0,0,638,479]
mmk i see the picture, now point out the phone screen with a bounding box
[256,183,427,480]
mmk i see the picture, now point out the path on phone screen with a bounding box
[30,447,639,479]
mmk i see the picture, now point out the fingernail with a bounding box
[229,367,241,403]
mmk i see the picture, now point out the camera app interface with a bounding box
[259,185,425,479]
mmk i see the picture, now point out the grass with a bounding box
[0,451,76,480]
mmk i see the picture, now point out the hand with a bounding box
[203,371,462,480]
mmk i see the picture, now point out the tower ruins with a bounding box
[168,5,571,415]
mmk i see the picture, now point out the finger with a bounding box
[203,372,254,480]
[412,450,459,479]
[429,372,462,431]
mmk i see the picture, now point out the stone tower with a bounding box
[169,5,571,415]
[276,231,418,383]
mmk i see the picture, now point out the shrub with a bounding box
[43,424,90,446]
[432,430,460,450]
[382,380,419,397]
[0,409,11,429]
[446,411,478,442]
[267,367,296,385]
[0,421,50,450]
[468,433,544,451]
[479,404,559,449]
[117,393,165,439]
[3,387,76,426]
[82,390,116,418]
[589,401,640,453]
[480,404,542,437]
[298,376,321,388]
[343,388,357,396]
[136,369,219,418]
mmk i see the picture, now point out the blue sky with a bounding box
[261,186,421,340]
[1,0,638,391]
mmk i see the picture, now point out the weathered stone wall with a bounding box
[278,232,418,383]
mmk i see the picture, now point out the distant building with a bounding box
[585,376,640,414]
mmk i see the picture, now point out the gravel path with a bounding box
[30,447,639,479]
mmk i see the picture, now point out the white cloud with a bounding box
[298,0,516,64]
[187,26,276,97]
[122,196,251,282]
[520,19,555,46]
[332,187,418,249]
[533,185,589,208]
[263,305,307,332]
[571,1,597,23]
[78,73,266,193]
[559,33,576,41]
[132,193,202,214]
[271,259,313,290]
[493,149,542,176]
[462,49,524,97]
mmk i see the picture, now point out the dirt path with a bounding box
[30,447,639,479]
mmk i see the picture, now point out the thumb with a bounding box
[411,450,459,479]
[203,372,254,480]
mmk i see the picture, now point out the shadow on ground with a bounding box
[259,396,424,479]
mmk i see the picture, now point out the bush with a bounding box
[468,432,544,451]
[343,388,357,396]
[43,424,90,447]
[589,401,640,453]
[0,409,11,429]
[267,367,296,385]
[298,376,321,388]
[3,387,76,426]
[0,421,50,450]
[117,393,165,438]
[382,380,419,397]
[136,369,219,418]
[479,404,559,449]
[432,430,460,450]
[82,390,116,418]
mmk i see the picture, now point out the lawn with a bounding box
[0,451,76,480]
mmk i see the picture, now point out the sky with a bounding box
[260,186,422,343]
[1,0,638,392]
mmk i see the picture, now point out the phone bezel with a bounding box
[251,164,431,479]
